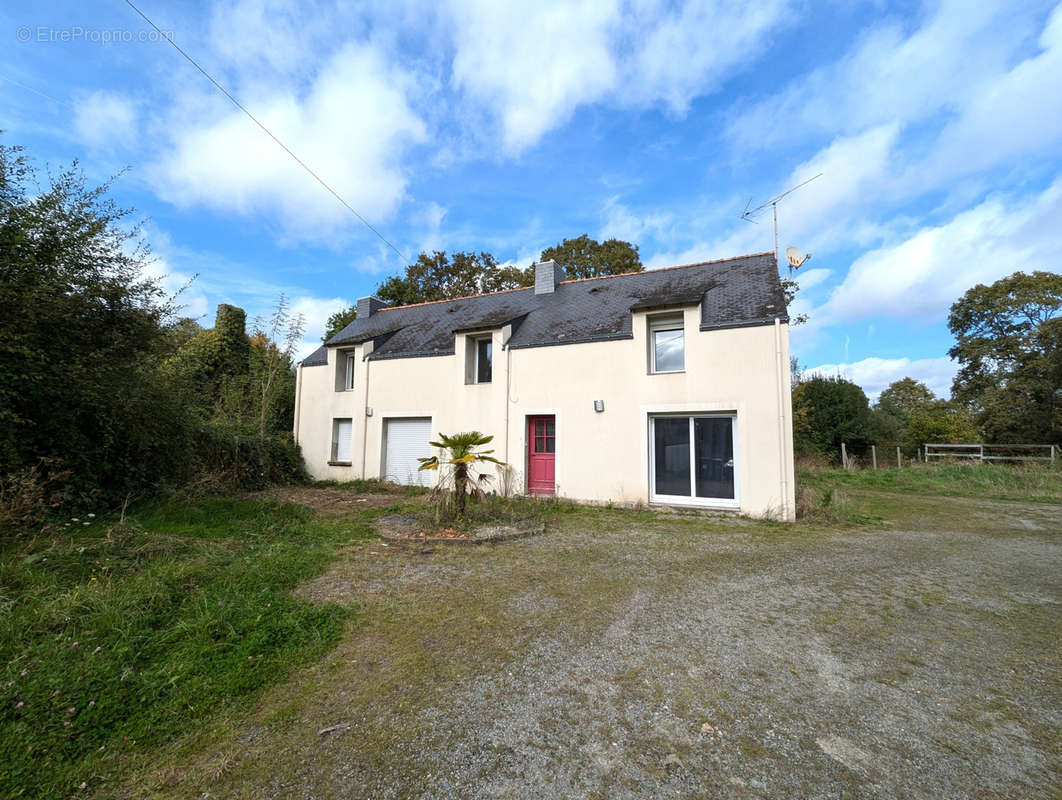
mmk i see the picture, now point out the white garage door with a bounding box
[383,418,433,486]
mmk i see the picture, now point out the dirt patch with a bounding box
[374,513,545,544]
[253,486,424,514]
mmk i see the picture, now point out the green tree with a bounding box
[791,375,873,461]
[878,377,937,423]
[169,304,251,405]
[539,234,642,280]
[872,377,939,454]
[417,431,505,516]
[250,295,304,438]
[376,251,531,306]
[948,271,1062,443]
[323,305,357,341]
[0,143,189,503]
[905,401,980,448]
[779,278,809,325]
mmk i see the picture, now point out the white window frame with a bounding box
[648,413,739,509]
[330,418,353,464]
[472,336,493,384]
[648,314,685,374]
[344,352,356,391]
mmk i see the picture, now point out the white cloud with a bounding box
[726,0,1042,150]
[449,0,619,154]
[138,255,208,320]
[207,0,337,81]
[449,0,791,154]
[772,124,901,251]
[73,91,138,151]
[289,295,349,354]
[817,176,1062,325]
[792,267,830,290]
[805,356,958,401]
[599,196,674,244]
[911,2,1062,188]
[150,41,427,241]
[621,0,790,112]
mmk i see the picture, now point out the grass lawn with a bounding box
[0,496,382,798]
[799,460,1062,504]
[2,463,1059,799]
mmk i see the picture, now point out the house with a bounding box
[293,251,796,520]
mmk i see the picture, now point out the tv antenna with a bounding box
[741,173,822,270]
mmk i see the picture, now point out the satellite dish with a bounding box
[785,246,810,269]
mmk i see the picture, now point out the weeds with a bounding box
[795,485,880,524]
[0,496,372,799]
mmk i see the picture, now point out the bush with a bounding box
[0,460,70,531]
[190,426,307,493]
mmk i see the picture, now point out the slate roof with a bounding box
[303,252,786,365]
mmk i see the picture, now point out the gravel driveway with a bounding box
[131,490,1060,799]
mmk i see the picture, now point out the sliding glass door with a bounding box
[650,415,737,507]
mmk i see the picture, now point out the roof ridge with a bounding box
[378,283,534,312]
[557,251,775,286]
[376,251,774,312]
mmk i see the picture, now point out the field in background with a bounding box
[799,460,1062,505]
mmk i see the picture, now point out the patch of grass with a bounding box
[0,496,374,799]
[799,462,1062,504]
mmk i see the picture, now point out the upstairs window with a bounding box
[335,350,356,392]
[649,314,684,373]
[344,352,355,391]
[470,336,492,384]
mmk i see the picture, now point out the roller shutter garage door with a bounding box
[383,418,432,486]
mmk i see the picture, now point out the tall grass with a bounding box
[799,461,1062,504]
[0,497,374,798]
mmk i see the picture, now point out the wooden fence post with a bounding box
[841,442,848,470]
[871,445,877,470]
[896,446,901,468]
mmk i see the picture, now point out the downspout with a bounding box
[774,318,789,520]
[504,340,512,466]
[500,323,515,467]
[293,363,303,444]
[360,349,372,479]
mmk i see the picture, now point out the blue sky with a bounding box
[3,0,1061,399]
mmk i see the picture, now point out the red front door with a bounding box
[527,416,555,495]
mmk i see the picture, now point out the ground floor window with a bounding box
[649,414,736,506]
[330,418,353,464]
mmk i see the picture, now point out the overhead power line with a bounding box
[123,0,411,264]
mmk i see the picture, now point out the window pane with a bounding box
[477,339,492,383]
[653,418,691,496]
[694,417,734,499]
[545,437,555,453]
[653,329,684,372]
[535,420,544,436]
[545,420,555,436]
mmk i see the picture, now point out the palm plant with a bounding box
[418,432,505,516]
